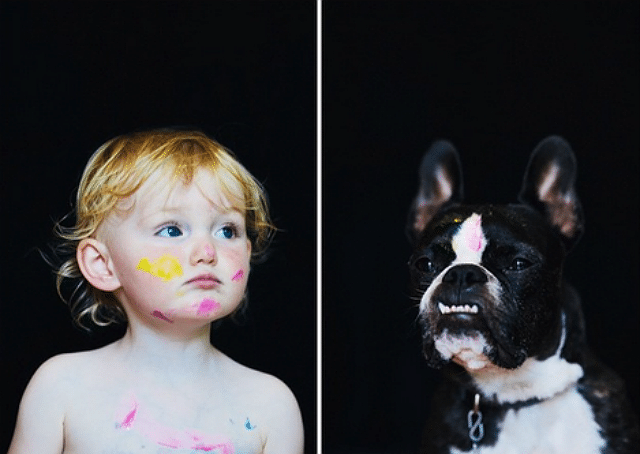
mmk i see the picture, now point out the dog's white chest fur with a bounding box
[444,317,605,453]
[449,387,605,454]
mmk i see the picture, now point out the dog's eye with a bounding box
[507,257,533,271]
[413,256,437,274]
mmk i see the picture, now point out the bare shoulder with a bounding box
[8,352,83,454]
[18,350,93,409]
[219,354,305,454]
[28,347,113,390]
[219,353,299,408]
[8,347,116,454]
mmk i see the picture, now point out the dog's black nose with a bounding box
[442,264,488,289]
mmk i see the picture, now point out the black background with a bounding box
[323,2,638,453]
[0,2,316,452]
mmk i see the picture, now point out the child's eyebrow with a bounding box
[140,204,245,221]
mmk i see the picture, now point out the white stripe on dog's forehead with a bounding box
[451,213,487,264]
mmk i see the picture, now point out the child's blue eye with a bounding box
[216,225,237,240]
[156,225,183,238]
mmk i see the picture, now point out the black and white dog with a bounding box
[407,137,639,453]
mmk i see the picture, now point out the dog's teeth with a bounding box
[437,303,480,315]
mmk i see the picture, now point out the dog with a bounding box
[407,136,639,453]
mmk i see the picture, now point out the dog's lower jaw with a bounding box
[433,330,492,371]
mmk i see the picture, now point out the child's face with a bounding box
[98,168,250,327]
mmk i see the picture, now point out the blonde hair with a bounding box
[53,128,275,329]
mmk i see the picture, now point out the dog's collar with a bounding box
[464,379,579,451]
[465,392,542,452]
[466,388,543,411]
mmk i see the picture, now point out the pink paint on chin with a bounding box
[231,269,244,281]
[467,215,484,252]
[196,298,220,316]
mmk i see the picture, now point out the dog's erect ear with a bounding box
[408,140,463,242]
[519,136,584,250]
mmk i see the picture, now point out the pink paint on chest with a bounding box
[196,298,221,316]
[153,427,234,452]
[467,214,484,252]
[120,404,137,429]
[115,396,235,453]
[231,269,244,282]
[115,397,138,430]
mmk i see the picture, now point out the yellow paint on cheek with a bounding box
[136,255,183,281]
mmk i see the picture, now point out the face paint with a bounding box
[151,310,174,324]
[244,417,256,431]
[118,402,137,430]
[465,214,484,252]
[137,255,183,281]
[195,298,220,316]
[115,396,138,430]
[231,269,245,282]
[115,396,235,453]
[451,213,487,264]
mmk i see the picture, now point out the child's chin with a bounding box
[191,298,222,317]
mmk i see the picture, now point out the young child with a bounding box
[8,129,304,454]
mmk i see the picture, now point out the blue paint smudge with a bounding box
[244,417,256,430]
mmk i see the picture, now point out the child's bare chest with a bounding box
[62,377,265,454]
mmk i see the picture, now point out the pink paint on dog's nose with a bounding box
[451,213,487,264]
[231,269,244,281]
[467,215,484,252]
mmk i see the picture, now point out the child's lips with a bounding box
[186,274,221,289]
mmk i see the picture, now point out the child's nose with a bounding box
[190,238,217,265]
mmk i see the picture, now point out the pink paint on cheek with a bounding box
[196,298,221,316]
[151,310,174,324]
[467,216,484,252]
[231,269,245,282]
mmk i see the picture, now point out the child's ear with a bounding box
[77,238,121,292]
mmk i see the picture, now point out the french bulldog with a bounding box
[407,136,639,453]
